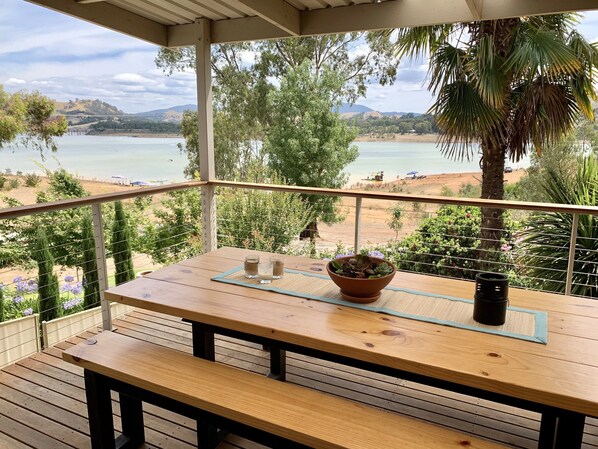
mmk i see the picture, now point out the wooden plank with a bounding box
[222,0,301,35]
[0,396,90,448]
[64,331,508,449]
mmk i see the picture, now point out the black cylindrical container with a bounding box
[473,272,508,325]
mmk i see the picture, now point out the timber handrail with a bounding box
[0,181,206,219]
[1,179,597,220]
[211,180,598,215]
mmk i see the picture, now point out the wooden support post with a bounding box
[91,203,111,331]
[195,18,217,253]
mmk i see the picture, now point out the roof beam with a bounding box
[464,0,482,21]
[25,0,168,46]
[169,17,292,47]
[221,0,300,36]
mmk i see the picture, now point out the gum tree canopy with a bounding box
[0,85,67,153]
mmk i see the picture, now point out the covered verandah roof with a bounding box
[25,0,598,47]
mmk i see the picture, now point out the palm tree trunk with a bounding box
[479,140,506,270]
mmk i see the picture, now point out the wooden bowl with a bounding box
[326,256,396,304]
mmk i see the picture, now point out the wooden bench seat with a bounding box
[63,331,509,449]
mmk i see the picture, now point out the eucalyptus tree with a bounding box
[392,16,598,261]
[0,85,67,153]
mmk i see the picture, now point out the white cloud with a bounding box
[114,73,153,84]
[4,78,26,85]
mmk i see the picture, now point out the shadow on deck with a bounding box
[1,308,597,449]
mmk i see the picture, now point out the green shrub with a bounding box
[5,178,20,190]
[380,205,520,280]
[440,186,454,197]
[24,173,42,187]
[458,182,480,198]
[387,204,404,239]
[0,176,6,189]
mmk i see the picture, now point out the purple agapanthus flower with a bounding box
[335,252,354,259]
[71,285,83,295]
[13,295,24,304]
[28,279,37,285]
[13,276,23,283]
[63,297,83,311]
[16,281,27,294]
[27,283,38,293]
[23,308,33,316]
[61,283,72,293]
[368,250,385,259]
[64,274,75,283]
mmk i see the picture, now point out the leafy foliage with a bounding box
[520,156,598,297]
[143,188,203,265]
[35,228,59,322]
[0,85,67,153]
[112,201,135,285]
[378,205,520,280]
[217,172,312,253]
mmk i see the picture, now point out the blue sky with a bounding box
[2,0,598,114]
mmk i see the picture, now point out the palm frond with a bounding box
[510,81,578,160]
[506,26,581,81]
[428,43,466,94]
[468,34,508,108]
[393,24,456,60]
[431,81,504,161]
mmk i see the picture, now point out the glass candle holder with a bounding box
[258,260,273,284]
[272,256,284,279]
[244,254,260,279]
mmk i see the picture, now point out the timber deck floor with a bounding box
[1,308,597,449]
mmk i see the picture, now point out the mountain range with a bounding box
[54,98,420,125]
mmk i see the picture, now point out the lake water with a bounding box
[0,135,530,186]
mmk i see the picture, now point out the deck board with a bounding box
[0,308,597,449]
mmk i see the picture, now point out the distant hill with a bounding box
[55,99,124,117]
[134,104,197,122]
[337,103,421,119]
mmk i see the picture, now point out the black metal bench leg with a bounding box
[192,322,216,361]
[267,346,286,381]
[554,411,585,449]
[117,393,145,449]
[85,370,116,449]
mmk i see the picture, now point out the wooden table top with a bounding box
[105,247,598,417]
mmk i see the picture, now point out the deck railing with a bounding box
[0,179,597,367]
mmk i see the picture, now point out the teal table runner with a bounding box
[212,266,547,344]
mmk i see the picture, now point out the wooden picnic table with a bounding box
[105,247,598,449]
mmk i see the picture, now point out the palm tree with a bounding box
[392,16,598,266]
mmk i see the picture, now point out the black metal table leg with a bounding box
[84,370,116,449]
[192,322,216,361]
[538,412,557,449]
[554,411,585,449]
[267,346,286,381]
[118,393,145,449]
